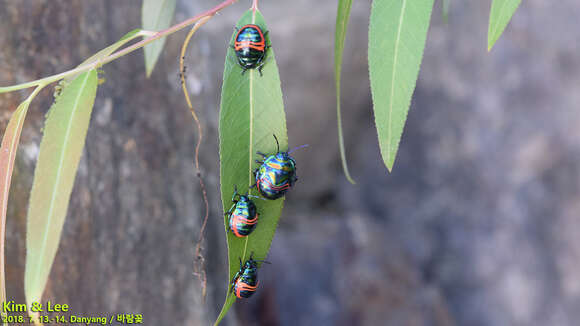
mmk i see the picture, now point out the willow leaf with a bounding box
[66,29,142,82]
[334,0,356,184]
[142,0,177,77]
[215,9,287,325]
[0,97,34,325]
[25,70,98,309]
[488,0,521,51]
[369,0,434,171]
[442,0,450,22]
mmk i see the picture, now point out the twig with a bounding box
[0,0,239,93]
[179,16,212,299]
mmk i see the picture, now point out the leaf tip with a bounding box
[487,37,495,52]
[346,175,356,185]
[145,63,154,78]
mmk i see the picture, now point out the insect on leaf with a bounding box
[487,0,522,51]
[25,70,98,312]
[142,0,177,77]
[215,9,287,326]
[368,0,434,172]
[334,0,356,184]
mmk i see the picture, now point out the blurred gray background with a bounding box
[1,0,579,325]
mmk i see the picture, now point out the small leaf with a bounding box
[215,9,287,326]
[67,29,143,82]
[442,0,450,22]
[0,97,33,325]
[334,0,356,184]
[142,0,177,77]
[25,70,98,310]
[487,0,522,51]
[368,0,434,171]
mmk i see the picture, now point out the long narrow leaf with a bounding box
[25,70,98,310]
[487,0,521,51]
[142,0,177,77]
[215,9,287,325]
[368,0,434,171]
[334,0,356,184]
[66,29,143,82]
[0,96,34,325]
[442,0,450,22]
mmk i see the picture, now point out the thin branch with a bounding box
[0,0,238,93]
[178,16,212,299]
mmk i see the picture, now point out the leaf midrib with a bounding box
[31,72,92,291]
[387,0,408,164]
[241,7,258,282]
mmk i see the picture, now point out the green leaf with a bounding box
[368,0,434,171]
[68,29,142,81]
[142,0,177,77]
[215,9,287,326]
[25,70,98,310]
[442,0,450,22]
[334,0,356,184]
[487,0,521,51]
[0,97,34,326]
[64,29,142,84]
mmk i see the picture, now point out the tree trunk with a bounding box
[0,1,227,324]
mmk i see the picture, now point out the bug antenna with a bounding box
[273,134,280,153]
[288,144,309,154]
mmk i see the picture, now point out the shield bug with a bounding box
[230,254,269,299]
[232,24,269,75]
[254,135,308,200]
[226,186,260,238]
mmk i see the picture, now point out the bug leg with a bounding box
[232,185,240,202]
[229,44,235,49]
[256,151,268,158]
[241,68,247,75]
[255,160,263,164]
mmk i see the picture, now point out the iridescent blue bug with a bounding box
[253,135,308,200]
[226,186,262,238]
[230,253,270,299]
[232,24,270,76]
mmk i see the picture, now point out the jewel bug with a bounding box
[232,24,270,76]
[230,253,269,299]
[254,135,308,200]
[226,186,261,238]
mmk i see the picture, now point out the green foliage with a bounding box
[142,0,177,77]
[488,0,522,51]
[215,9,287,325]
[0,95,35,326]
[334,0,356,184]
[442,0,450,22]
[368,0,434,171]
[66,29,142,82]
[25,70,98,310]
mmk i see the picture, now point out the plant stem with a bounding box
[0,0,239,93]
[178,16,212,299]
